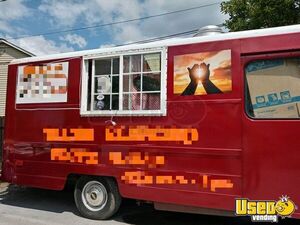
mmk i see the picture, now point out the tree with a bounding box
[221,0,300,31]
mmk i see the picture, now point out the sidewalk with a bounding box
[0,161,2,181]
[0,180,9,192]
[0,162,10,190]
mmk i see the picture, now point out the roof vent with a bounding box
[194,25,223,37]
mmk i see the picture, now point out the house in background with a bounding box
[0,38,34,163]
[0,39,34,116]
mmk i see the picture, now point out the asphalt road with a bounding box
[0,181,297,225]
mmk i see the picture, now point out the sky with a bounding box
[0,0,228,56]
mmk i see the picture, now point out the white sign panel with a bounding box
[16,62,69,104]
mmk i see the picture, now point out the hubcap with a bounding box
[81,181,108,211]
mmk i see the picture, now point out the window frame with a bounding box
[243,51,300,120]
[80,47,167,116]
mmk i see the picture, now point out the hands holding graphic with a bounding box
[181,62,222,96]
[187,63,210,84]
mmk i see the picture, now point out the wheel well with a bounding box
[64,174,119,191]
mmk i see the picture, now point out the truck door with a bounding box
[242,51,300,217]
[164,42,243,213]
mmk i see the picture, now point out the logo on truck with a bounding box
[235,196,297,222]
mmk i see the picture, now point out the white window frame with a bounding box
[80,47,167,116]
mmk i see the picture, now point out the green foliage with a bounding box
[221,0,300,31]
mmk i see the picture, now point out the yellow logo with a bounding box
[235,196,297,222]
[275,196,296,217]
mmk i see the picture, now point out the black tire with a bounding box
[74,176,121,220]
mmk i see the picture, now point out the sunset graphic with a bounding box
[174,50,232,95]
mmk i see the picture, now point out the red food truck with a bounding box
[1,25,300,221]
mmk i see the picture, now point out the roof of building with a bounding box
[10,24,300,65]
[0,38,35,57]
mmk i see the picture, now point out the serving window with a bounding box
[80,48,166,116]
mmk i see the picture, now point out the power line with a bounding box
[7,1,222,40]
[116,23,224,46]
[117,29,199,46]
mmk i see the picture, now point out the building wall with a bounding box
[0,43,30,117]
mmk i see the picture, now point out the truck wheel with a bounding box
[74,176,121,220]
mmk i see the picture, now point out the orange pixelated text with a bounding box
[43,128,94,141]
[51,148,98,165]
[106,126,198,145]
[109,152,165,168]
[121,171,233,192]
